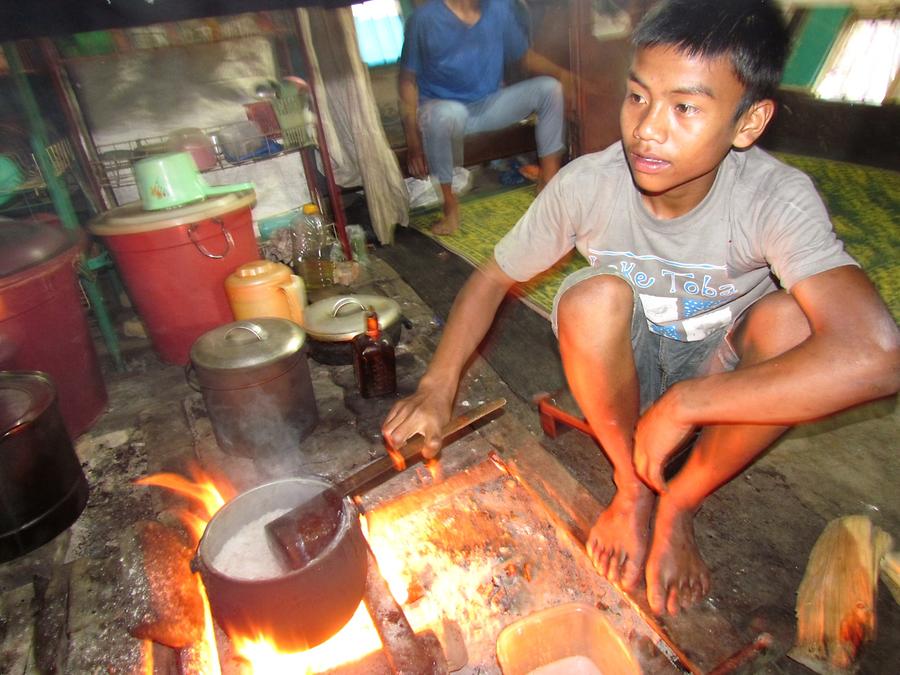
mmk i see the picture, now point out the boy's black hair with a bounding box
[632,0,789,118]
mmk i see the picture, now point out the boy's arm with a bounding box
[383,257,516,457]
[398,68,428,178]
[634,265,900,491]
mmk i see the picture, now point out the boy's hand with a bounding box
[382,382,455,459]
[633,386,695,493]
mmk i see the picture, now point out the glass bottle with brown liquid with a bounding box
[352,307,397,398]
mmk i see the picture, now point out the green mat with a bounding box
[410,155,899,322]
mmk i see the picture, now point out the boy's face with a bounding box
[620,46,760,212]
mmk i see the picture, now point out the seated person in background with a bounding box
[385,0,900,615]
[399,0,571,235]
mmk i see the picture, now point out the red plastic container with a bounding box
[0,224,107,438]
[90,190,259,365]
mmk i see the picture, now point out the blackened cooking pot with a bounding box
[0,371,89,563]
[193,477,367,651]
[302,294,403,365]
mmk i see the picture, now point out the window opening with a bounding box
[814,18,900,104]
[352,0,405,67]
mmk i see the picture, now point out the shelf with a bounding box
[92,121,317,189]
[0,138,76,200]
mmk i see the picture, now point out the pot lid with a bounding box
[303,294,401,342]
[224,259,292,289]
[89,189,256,236]
[0,371,54,433]
[190,318,306,371]
[0,221,79,278]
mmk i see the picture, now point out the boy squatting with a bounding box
[383,0,900,615]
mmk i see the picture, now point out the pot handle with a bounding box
[225,322,267,342]
[184,362,202,392]
[188,218,234,259]
[331,297,368,318]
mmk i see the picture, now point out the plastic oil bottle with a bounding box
[351,307,397,398]
[292,202,336,289]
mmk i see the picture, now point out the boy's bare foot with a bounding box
[645,495,710,615]
[586,485,655,590]
[432,200,460,235]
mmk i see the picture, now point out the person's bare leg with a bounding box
[537,151,563,192]
[557,275,655,590]
[644,291,811,615]
[433,183,460,235]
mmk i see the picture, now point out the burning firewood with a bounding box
[789,515,894,673]
[120,520,205,649]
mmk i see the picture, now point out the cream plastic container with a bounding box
[495,603,640,675]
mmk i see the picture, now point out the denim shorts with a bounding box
[551,266,740,411]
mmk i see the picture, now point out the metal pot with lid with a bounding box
[189,318,318,458]
[302,294,403,365]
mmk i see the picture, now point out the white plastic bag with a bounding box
[405,167,472,209]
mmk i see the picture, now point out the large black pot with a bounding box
[0,371,89,563]
[193,477,367,651]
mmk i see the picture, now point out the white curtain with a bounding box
[296,7,409,244]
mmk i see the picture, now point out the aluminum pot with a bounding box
[193,477,367,651]
[302,294,402,365]
[189,318,318,459]
[0,371,89,563]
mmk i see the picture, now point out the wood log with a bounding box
[789,515,894,674]
[120,520,204,649]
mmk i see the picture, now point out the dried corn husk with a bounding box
[789,516,894,674]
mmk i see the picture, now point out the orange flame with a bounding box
[197,585,223,675]
[140,640,153,675]
[230,602,382,673]
[425,458,443,482]
[385,436,407,471]
[135,466,234,521]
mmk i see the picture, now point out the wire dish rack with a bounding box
[1,138,75,194]
[0,138,78,213]
[93,117,317,189]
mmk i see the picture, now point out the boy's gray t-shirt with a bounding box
[494,144,857,341]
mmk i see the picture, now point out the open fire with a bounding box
[135,467,387,674]
[133,456,651,674]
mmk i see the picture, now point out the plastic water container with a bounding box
[495,603,640,675]
[90,190,259,365]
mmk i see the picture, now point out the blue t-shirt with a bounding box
[400,0,529,103]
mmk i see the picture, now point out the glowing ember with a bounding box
[360,461,622,668]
